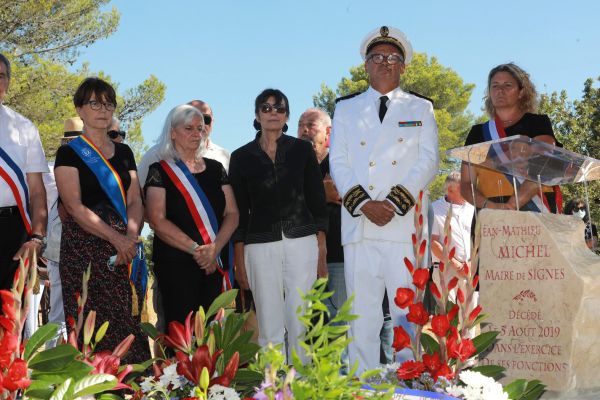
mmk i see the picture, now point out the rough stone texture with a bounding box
[477,209,600,393]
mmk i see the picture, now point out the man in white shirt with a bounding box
[0,52,48,297]
[430,171,474,300]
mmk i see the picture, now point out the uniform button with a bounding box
[392,160,397,165]
[369,185,374,190]
[398,138,404,143]
[360,141,366,146]
[369,161,375,167]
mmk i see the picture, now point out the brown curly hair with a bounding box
[483,63,537,118]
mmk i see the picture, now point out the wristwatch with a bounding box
[29,233,47,248]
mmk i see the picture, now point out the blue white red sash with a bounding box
[68,136,148,312]
[0,147,32,234]
[482,118,549,212]
[159,159,232,291]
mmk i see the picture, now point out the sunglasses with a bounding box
[260,103,286,114]
[108,130,126,140]
[575,206,587,212]
[203,114,212,126]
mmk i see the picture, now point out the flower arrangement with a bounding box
[133,289,261,400]
[370,192,545,400]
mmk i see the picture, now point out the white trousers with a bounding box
[344,239,415,373]
[245,234,317,361]
[46,259,66,348]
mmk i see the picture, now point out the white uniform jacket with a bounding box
[330,86,439,245]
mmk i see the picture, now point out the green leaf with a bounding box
[49,378,72,400]
[420,332,440,355]
[518,380,546,400]
[472,331,499,356]
[96,394,126,400]
[140,321,160,339]
[72,373,118,398]
[95,321,110,344]
[29,344,80,371]
[470,364,505,378]
[206,289,238,318]
[25,380,56,399]
[504,378,527,399]
[31,359,93,383]
[24,323,59,361]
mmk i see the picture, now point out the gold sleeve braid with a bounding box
[343,185,371,217]
[386,185,415,215]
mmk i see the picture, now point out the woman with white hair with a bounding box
[145,104,238,325]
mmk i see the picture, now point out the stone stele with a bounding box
[478,209,600,392]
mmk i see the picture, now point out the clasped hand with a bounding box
[110,233,139,266]
[362,200,395,226]
[193,243,218,274]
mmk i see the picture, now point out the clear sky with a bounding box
[75,0,600,153]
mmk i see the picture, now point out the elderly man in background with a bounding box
[330,27,439,372]
[0,53,48,300]
[298,108,346,316]
[430,171,474,302]
[138,100,229,185]
[108,116,126,143]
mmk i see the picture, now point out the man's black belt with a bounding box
[0,206,20,217]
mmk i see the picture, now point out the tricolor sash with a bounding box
[482,118,550,212]
[68,136,147,314]
[159,159,232,291]
[0,147,32,234]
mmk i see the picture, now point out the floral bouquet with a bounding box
[134,289,261,400]
[368,191,545,400]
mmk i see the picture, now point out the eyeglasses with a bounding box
[108,130,126,140]
[368,53,404,65]
[86,100,116,111]
[575,206,587,212]
[203,114,212,126]
[260,103,286,114]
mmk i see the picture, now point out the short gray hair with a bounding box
[443,171,461,192]
[0,53,11,80]
[156,104,206,162]
[302,108,331,128]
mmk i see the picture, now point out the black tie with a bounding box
[379,95,388,123]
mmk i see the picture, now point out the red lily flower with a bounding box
[431,315,450,337]
[392,326,411,352]
[406,302,429,326]
[472,275,479,288]
[418,240,426,257]
[112,334,135,358]
[159,311,194,354]
[210,351,240,387]
[176,345,222,385]
[412,268,429,290]
[396,360,425,380]
[394,288,414,309]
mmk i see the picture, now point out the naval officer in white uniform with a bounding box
[329,26,439,373]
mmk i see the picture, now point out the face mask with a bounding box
[574,210,586,219]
